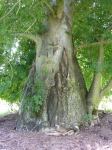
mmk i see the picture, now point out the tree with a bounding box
[73,0,112,115]
[0,0,112,130]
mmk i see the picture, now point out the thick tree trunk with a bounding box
[17,1,87,131]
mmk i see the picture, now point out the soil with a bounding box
[0,113,112,150]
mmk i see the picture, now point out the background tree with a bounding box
[73,0,112,114]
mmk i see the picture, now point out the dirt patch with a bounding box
[0,113,112,150]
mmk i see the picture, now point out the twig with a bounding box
[42,0,55,16]
[24,19,37,33]
[14,32,38,43]
[16,0,21,15]
[100,78,112,98]
[77,40,112,50]
[0,1,19,21]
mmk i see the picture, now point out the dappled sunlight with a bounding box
[99,96,112,111]
[0,100,18,116]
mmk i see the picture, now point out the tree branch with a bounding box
[13,32,42,60]
[88,41,104,93]
[16,0,21,15]
[87,41,104,110]
[76,40,112,51]
[17,33,42,58]
[24,19,37,33]
[64,0,74,24]
[15,33,39,44]
[43,0,55,16]
[74,56,88,96]
[100,78,112,98]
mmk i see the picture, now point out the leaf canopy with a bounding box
[0,0,112,102]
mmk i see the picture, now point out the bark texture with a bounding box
[17,0,87,131]
[87,41,104,115]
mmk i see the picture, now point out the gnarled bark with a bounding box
[17,0,87,131]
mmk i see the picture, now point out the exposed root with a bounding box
[42,128,75,136]
[40,126,79,136]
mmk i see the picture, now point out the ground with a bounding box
[0,113,112,150]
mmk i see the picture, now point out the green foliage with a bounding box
[82,113,93,123]
[24,79,45,114]
[0,40,36,102]
[73,0,112,45]
[74,0,112,91]
[0,0,50,102]
[0,0,112,104]
[0,0,46,34]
